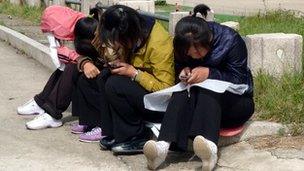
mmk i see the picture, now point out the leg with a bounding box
[189,88,222,144]
[220,92,254,128]
[193,91,254,171]
[158,90,192,149]
[18,68,62,115]
[72,72,109,128]
[103,75,163,154]
[72,69,111,142]
[105,75,163,143]
[35,64,79,119]
[25,64,79,130]
[145,88,219,170]
[34,69,63,107]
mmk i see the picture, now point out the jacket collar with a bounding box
[133,15,155,55]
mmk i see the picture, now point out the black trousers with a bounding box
[34,64,79,119]
[158,87,254,151]
[104,75,164,143]
[72,69,111,128]
[72,71,163,143]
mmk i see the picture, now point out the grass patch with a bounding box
[215,14,243,23]
[254,73,304,135]
[237,11,304,135]
[0,0,44,24]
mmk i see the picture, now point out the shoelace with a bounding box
[85,127,101,136]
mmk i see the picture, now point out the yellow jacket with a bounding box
[132,21,175,92]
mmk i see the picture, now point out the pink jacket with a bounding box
[41,5,86,62]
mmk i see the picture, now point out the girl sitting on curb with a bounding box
[143,4,254,170]
[72,4,175,149]
[17,6,102,134]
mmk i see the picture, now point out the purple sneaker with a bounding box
[71,123,88,134]
[79,127,103,142]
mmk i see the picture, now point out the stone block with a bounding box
[245,33,303,76]
[100,0,110,6]
[52,0,66,6]
[117,1,155,13]
[42,0,50,6]
[166,0,183,6]
[221,21,239,31]
[9,0,21,5]
[25,0,41,7]
[102,0,120,6]
[169,11,189,35]
[205,9,214,21]
[81,0,101,15]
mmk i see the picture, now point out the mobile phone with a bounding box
[108,63,120,69]
[179,74,190,80]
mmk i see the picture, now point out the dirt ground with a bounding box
[248,135,304,150]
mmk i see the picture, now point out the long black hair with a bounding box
[173,4,213,62]
[73,6,103,58]
[99,5,151,61]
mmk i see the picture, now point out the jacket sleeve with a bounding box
[57,46,80,63]
[135,43,175,92]
[207,36,249,84]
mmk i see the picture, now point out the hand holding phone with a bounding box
[179,67,191,82]
[108,59,122,69]
[108,62,120,69]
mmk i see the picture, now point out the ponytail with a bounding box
[192,4,211,19]
[89,3,104,21]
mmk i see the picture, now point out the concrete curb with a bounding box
[0,25,55,71]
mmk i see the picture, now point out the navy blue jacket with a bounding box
[176,22,253,97]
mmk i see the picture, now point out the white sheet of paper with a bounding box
[144,79,248,112]
[46,33,65,71]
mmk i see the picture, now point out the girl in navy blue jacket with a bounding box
[143,4,254,171]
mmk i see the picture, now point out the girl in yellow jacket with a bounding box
[72,5,175,153]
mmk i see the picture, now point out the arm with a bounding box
[208,36,248,84]
[135,44,175,92]
[57,46,80,63]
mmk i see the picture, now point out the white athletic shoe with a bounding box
[143,140,169,170]
[17,98,45,115]
[25,113,63,130]
[193,135,218,171]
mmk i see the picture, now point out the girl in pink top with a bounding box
[17,5,101,133]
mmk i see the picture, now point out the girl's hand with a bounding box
[187,67,209,85]
[83,62,100,79]
[179,67,191,83]
[110,61,137,78]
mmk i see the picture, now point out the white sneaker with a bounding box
[26,113,63,130]
[143,140,169,170]
[17,98,45,115]
[193,135,218,171]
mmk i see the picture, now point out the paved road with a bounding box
[0,40,128,170]
[173,0,304,16]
